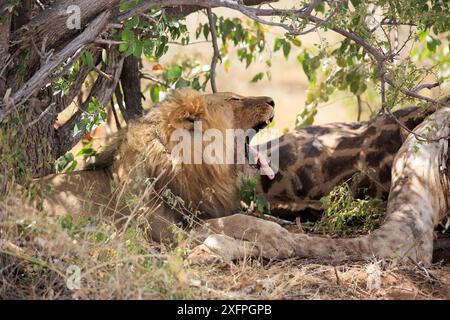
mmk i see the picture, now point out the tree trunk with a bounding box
[0,10,10,99]
[0,1,56,178]
[119,56,143,122]
[0,0,274,179]
[20,95,58,177]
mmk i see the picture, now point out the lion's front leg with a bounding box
[188,214,298,262]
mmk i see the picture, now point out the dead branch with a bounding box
[114,85,128,123]
[0,11,110,123]
[55,47,124,158]
[52,50,100,115]
[110,97,122,130]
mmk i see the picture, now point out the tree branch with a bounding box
[206,8,221,93]
[55,47,124,158]
[110,97,122,130]
[0,11,110,123]
[11,0,119,50]
[116,0,278,21]
[52,50,100,114]
[412,82,440,93]
[385,77,439,105]
[114,84,128,123]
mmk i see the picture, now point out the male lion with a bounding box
[39,89,276,242]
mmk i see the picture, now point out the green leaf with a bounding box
[124,40,136,56]
[65,160,78,173]
[150,84,160,103]
[251,72,264,83]
[203,24,210,40]
[282,41,291,59]
[125,15,140,29]
[355,82,367,95]
[59,214,73,230]
[155,37,168,58]
[315,2,325,13]
[350,80,360,94]
[81,52,94,67]
[143,40,154,56]
[165,65,182,81]
[119,42,129,53]
[274,38,284,52]
[56,153,77,173]
[175,78,190,89]
[133,41,143,58]
[121,29,135,41]
[234,23,243,43]
[290,38,302,47]
[191,78,201,90]
[296,105,317,129]
[426,36,441,52]
[76,146,96,157]
[256,194,270,216]
[245,54,252,68]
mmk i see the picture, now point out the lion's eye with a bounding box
[227,96,242,101]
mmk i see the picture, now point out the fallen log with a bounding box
[191,107,450,265]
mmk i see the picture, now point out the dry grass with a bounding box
[0,191,193,299]
[190,258,450,300]
[1,187,449,300]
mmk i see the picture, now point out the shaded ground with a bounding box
[191,258,450,300]
[1,194,449,300]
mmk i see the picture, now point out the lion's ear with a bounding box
[167,89,209,129]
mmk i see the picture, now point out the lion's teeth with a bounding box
[266,120,270,125]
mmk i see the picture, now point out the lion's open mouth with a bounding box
[252,115,275,132]
[245,115,275,180]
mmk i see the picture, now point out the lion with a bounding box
[34,88,449,265]
[38,88,276,242]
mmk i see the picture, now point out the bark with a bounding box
[20,95,57,177]
[0,11,111,122]
[119,56,143,122]
[11,0,119,52]
[11,0,32,31]
[0,2,57,177]
[191,108,450,265]
[0,9,10,99]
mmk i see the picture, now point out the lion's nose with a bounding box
[265,97,275,108]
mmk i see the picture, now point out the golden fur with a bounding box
[40,89,275,241]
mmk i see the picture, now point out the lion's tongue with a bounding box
[248,145,275,180]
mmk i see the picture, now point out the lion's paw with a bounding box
[186,243,224,265]
[187,234,260,264]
